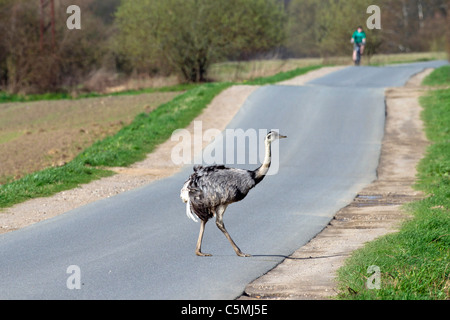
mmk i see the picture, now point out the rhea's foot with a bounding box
[196,251,212,257]
[236,251,252,257]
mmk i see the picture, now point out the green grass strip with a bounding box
[422,65,450,87]
[74,82,232,167]
[0,162,113,209]
[244,65,323,85]
[336,65,450,300]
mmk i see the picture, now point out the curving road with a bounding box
[0,60,447,299]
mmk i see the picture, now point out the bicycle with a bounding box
[354,43,362,66]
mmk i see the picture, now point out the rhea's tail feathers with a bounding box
[180,180,190,202]
[180,179,198,222]
[185,199,198,223]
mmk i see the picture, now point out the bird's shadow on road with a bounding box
[251,254,346,260]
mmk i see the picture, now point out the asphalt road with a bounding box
[0,60,447,299]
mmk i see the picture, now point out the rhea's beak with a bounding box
[279,134,287,139]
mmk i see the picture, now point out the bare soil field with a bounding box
[0,92,179,183]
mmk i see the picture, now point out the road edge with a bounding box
[239,68,434,300]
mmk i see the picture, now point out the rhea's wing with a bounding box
[190,166,256,207]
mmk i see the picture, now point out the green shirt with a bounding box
[352,30,366,44]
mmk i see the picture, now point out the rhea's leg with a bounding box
[196,220,211,257]
[215,207,251,257]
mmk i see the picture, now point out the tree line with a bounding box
[0,0,448,94]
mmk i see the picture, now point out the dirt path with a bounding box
[0,67,344,234]
[239,68,433,300]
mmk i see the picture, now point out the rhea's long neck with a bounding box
[253,139,271,182]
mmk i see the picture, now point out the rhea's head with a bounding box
[265,131,287,143]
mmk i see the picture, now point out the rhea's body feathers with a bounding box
[180,165,259,222]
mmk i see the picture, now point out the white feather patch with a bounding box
[180,181,190,203]
[180,181,198,222]
[185,199,198,223]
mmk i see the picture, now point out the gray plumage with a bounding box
[185,165,257,222]
[180,131,287,257]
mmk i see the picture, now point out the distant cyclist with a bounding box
[350,26,366,65]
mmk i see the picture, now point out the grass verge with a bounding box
[0,65,322,209]
[244,65,323,85]
[74,82,232,167]
[0,163,114,209]
[422,65,450,86]
[336,65,450,300]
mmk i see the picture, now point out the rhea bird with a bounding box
[180,131,287,257]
